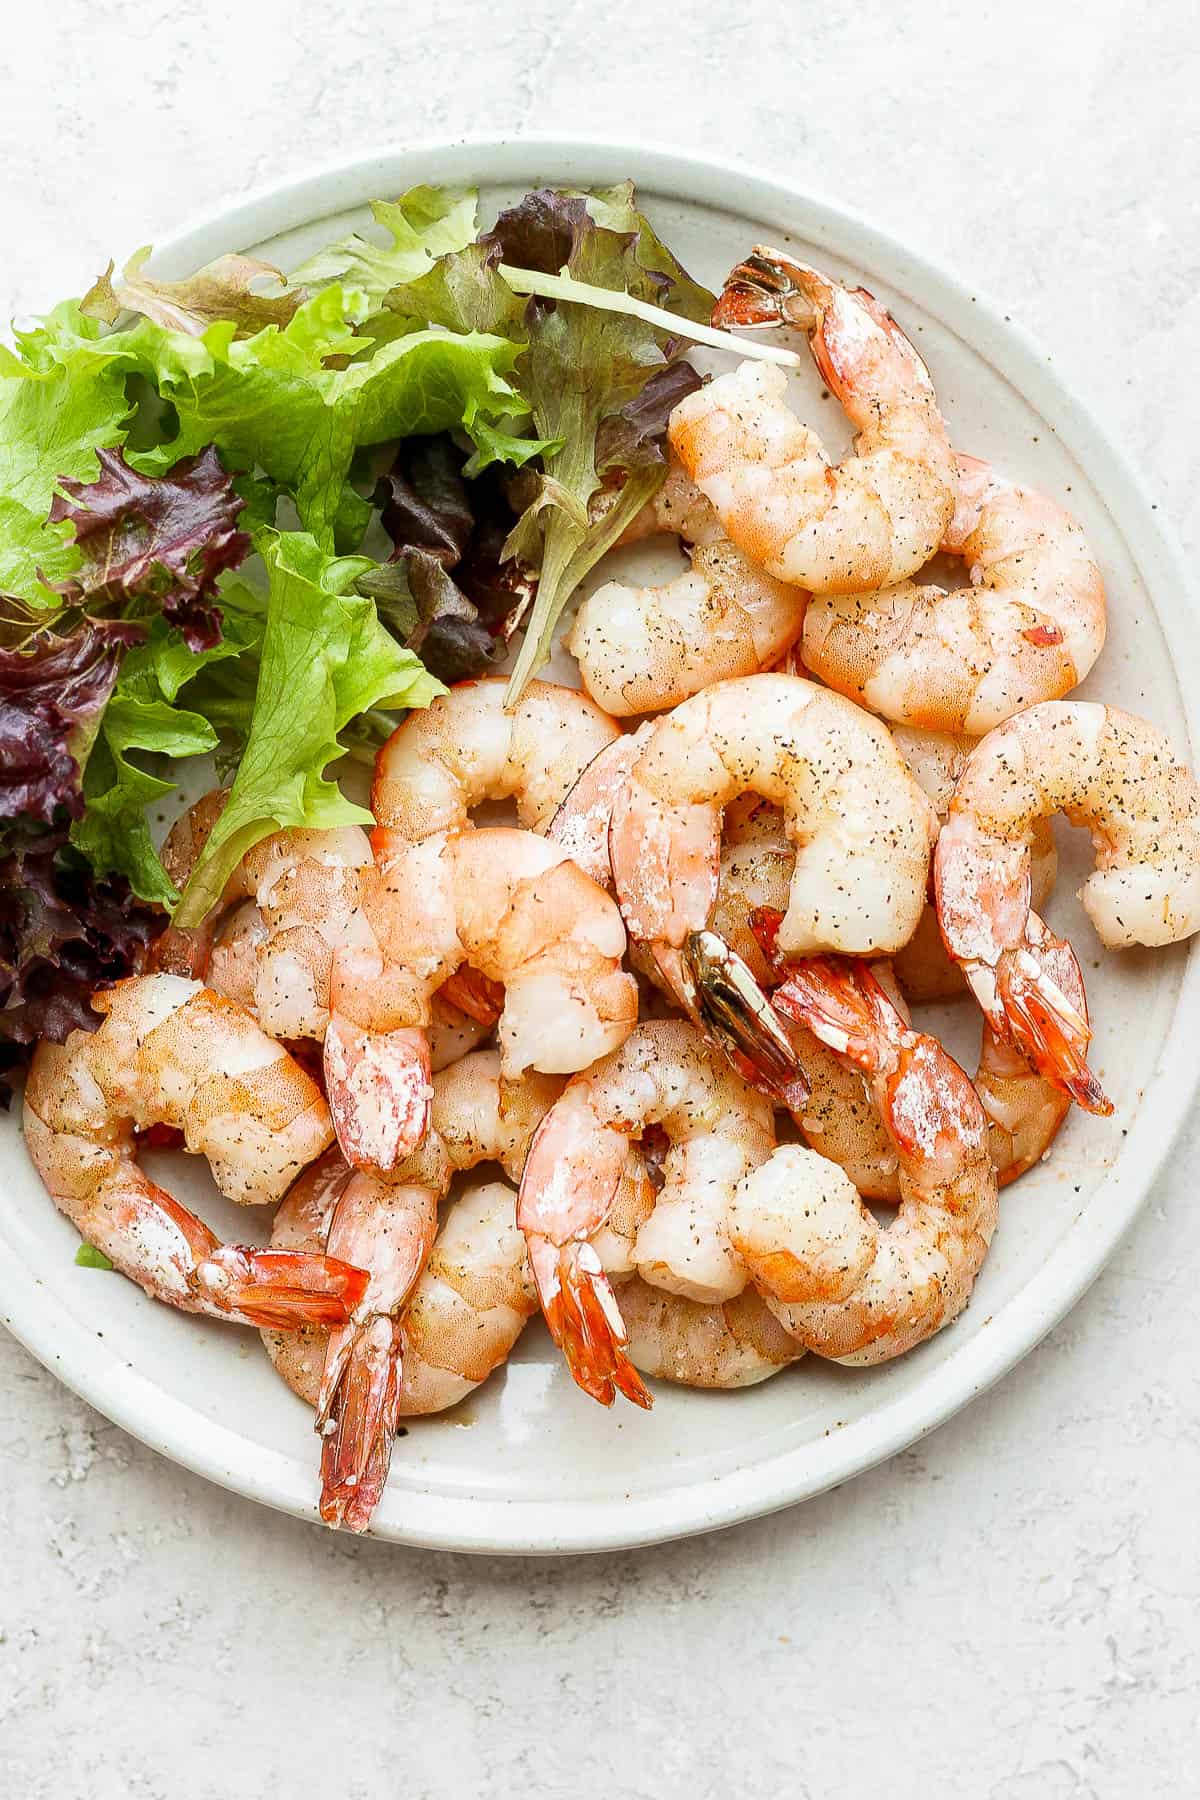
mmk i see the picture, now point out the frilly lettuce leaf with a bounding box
[0,619,141,827]
[19,288,538,550]
[175,530,443,926]
[483,189,709,698]
[81,246,303,338]
[0,303,137,603]
[0,825,160,1085]
[387,186,709,698]
[48,445,250,650]
[287,186,479,311]
[125,286,534,545]
[69,607,262,905]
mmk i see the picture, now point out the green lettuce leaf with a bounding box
[481,189,711,698]
[0,303,137,603]
[175,531,442,926]
[126,287,533,544]
[75,1243,115,1270]
[17,289,536,552]
[287,186,479,311]
[69,610,261,904]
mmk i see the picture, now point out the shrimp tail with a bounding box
[767,955,900,1075]
[317,1314,404,1533]
[533,1237,652,1410]
[198,1246,370,1329]
[986,949,1113,1117]
[323,1018,432,1172]
[711,248,818,332]
[437,966,504,1028]
[681,927,810,1105]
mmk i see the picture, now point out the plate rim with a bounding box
[3,133,1197,1554]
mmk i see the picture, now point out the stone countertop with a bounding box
[2,3,1197,1794]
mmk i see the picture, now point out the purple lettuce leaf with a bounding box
[0,618,144,827]
[49,445,250,650]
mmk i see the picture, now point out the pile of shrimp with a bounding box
[23,249,1200,1533]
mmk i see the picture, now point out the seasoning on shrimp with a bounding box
[729,957,998,1364]
[935,701,1200,1111]
[608,672,938,1006]
[517,1019,776,1408]
[685,256,957,592]
[22,974,366,1329]
[802,455,1107,733]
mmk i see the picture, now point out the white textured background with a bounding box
[3,4,1198,1795]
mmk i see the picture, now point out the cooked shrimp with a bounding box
[22,974,365,1329]
[889,726,1057,1003]
[616,458,723,548]
[162,799,433,1174]
[729,957,997,1364]
[261,1049,564,1529]
[423,1045,658,1277]
[936,701,1200,1111]
[268,1175,536,1416]
[265,1165,538,1526]
[609,673,937,1003]
[680,256,956,592]
[370,825,638,1080]
[517,1019,776,1408]
[751,902,1081,1193]
[184,894,493,1073]
[618,1277,804,1388]
[569,539,804,717]
[544,726,651,891]
[371,676,619,842]
[801,455,1107,732]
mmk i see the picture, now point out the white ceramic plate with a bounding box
[3,140,1197,1554]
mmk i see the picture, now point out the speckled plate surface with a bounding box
[2,140,1196,1553]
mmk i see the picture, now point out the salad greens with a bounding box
[74,1242,115,1271]
[174,531,439,926]
[0,176,718,1085]
[388,183,714,698]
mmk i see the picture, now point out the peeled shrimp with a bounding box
[261,1050,564,1529]
[618,1277,804,1389]
[679,256,956,592]
[875,728,1072,1181]
[265,1163,538,1527]
[175,892,493,1074]
[371,676,619,842]
[721,802,1073,1192]
[888,725,1057,1003]
[22,974,366,1328]
[517,1019,776,1408]
[545,726,651,892]
[936,701,1200,1111]
[370,825,637,1080]
[729,958,997,1364]
[609,673,937,1003]
[161,800,434,1175]
[569,535,804,717]
[802,455,1107,732]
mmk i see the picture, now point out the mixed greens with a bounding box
[0,181,716,1088]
